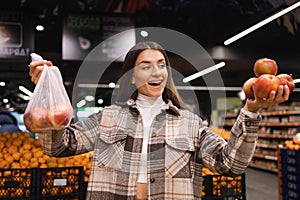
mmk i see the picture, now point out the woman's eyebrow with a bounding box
[136,59,165,66]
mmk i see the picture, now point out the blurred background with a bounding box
[0,0,300,127]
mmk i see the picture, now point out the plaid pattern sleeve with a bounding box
[37,111,102,157]
[200,108,261,176]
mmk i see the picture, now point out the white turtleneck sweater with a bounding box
[135,94,166,183]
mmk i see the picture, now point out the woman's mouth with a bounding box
[148,80,163,87]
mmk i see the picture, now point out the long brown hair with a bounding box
[114,41,184,108]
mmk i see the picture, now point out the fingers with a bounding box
[281,85,290,101]
[28,60,53,84]
[31,66,44,84]
[264,85,290,106]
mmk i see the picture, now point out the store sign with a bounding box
[0,10,34,59]
[62,13,135,61]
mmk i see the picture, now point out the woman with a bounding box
[28,41,290,199]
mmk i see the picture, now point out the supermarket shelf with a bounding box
[219,104,300,174]
[259,122,300,126]
[257,133,294,139]
[260,110,300,116]
[256,143,278,149]
[253,153,277,161]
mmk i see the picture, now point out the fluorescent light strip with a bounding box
[19,86,33,97]
[176,86,242,91]
[182,62,226,83]
[77,83,120,88]
[224,1,300,45]
[293,78,300,83]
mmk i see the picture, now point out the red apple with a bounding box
[253,58,278,77]
[254,74,280,98]
[24,107,48,132]
[47,104,72,129]
[276,73,295,93]
[243,77,257,99]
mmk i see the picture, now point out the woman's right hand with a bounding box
[28,60,53,84]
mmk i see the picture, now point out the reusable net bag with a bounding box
[23,54,73,133]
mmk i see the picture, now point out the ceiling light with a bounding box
[19,86,33,97]
[108,82,116,88]
[98,99,104,104]
[0,81,5,86]
[36,25,44,31]
[224,1,300,45]
[77,100,86,108]
[85,95,95,101]
[140,30,148,37]
[182,62,226,83]
[293,78,300,84]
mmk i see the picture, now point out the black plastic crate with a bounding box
[202,173,246,200]
[278,147,300,200]
[36,167,84,200]
[0,168,36,200]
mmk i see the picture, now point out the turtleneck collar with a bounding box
[136,94,165,108]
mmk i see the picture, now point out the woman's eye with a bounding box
[159,64,166,69]
[142,65,151,70]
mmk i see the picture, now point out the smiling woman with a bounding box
[27,40,290,200]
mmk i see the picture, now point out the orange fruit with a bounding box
[0,160,9,168]
[8,145,18,155]
[11,162,21,169]
[12,151,21,161]
[12,138,23,147]
[22,151,33,161]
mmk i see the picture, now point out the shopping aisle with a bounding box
[245,167,278,200]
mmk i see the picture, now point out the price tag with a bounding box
[53,179,67,186]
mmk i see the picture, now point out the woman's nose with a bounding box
[152,65,162,76]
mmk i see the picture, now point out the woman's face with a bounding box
[132,49,168,97]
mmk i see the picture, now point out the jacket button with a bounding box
[150,178,155,183]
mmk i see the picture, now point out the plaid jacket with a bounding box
[38,99,260,199]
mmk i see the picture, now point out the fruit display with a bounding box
[0,131,92,182]
[243,57,295,99]
[284,132,300,150]
[23,103,73,133]
[201,167,245,199]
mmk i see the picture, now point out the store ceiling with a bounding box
[1,0,300,111]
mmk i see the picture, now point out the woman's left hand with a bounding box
[244,84,290,113]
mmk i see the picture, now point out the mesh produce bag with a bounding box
[23,54,73,133]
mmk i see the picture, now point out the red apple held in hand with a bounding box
[277,73,295,93]
[254,74,280,99]
[253,58,278,77]
[47,104,72,129]
[243,77,257,99]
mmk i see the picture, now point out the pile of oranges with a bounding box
[284,135,300,151]
[0,131,92,182]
